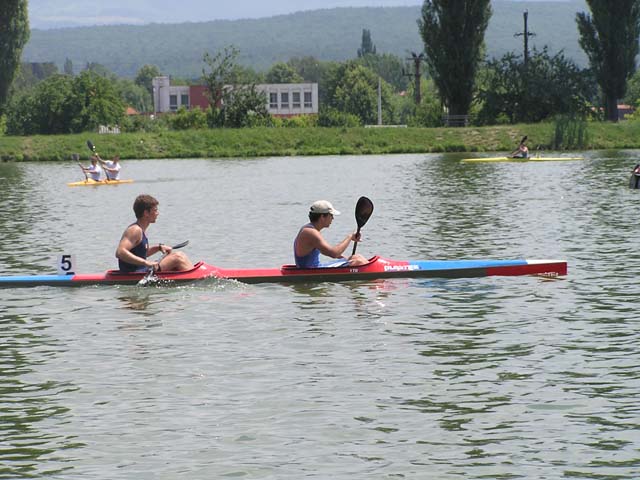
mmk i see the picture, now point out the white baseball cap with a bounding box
[309,200,340,215]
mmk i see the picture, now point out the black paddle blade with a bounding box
[171,240,189,249]
[520,135,528,144]
[86,140,95,152]
[354,196,374,229]
[351,196,374,256]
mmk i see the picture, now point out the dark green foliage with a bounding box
[221,86,271,127]
[22,4,590,79]
[0,0,29,113]
[168,106,208,130]
[317,107,361,127]
[356,53,409,92]
[115,78,153,113]
[322,61,394,125]
[576,0,640,121]
[6,71,124,135]
[135,64,161,96]
[202,46,240,108]
[84,62,115,79]
[202,46,270,128]
[287,57,322,83]
[357,29,377,57]
[287,56,329,84]
[6,74,74,134]
[418,0,492,116]
[398,79,442,127]
[265,63,303,83]
[624,70,640,106]
[68,71,125,131]
[12,62,58,91]
[476,48,596,125]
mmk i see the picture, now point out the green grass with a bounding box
[1,121,639,162]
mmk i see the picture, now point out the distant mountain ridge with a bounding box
[22,1,589,78]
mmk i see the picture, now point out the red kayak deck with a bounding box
[0,256,567,287]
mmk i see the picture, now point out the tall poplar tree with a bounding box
[418,0,491,117]
[0,0,29,114]
[576,0,640,122]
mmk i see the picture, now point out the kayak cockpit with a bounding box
[280,255,380,274]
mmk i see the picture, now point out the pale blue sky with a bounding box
[29,0,421,29]
[29,0,567,29]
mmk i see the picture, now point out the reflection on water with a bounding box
[0,303,81,478]
[1,154,639,479]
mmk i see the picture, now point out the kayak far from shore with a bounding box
[1,121,640,162]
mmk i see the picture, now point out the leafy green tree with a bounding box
[397,78,442,126]
[357,29,377,57]
[169,106,208,130]
[116,78,153,113]
[265,62,303,83]
[317,107,360,127]
[6,71,124,134]
[135,64,161,96]
[287,56,328,84]
[202,46,270,127]
[68,71,124,132]
[202,46,240,109]
[232,65,264,84]
[576,0,640,122]
[222,86,270,127]
[287,57,338,104]
[476,48,595,125]
[418,0,492,116]
[624,69,640,106]
[0,0,29,114]
[11,62,58,92]
[83,62,116,79]
[357,53,409,92]
[324,61,393,125]
[6,74,74,135]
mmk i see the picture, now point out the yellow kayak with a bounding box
[461,155,584,163]
[67,178,134,187]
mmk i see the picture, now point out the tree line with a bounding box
[1,0,640,136]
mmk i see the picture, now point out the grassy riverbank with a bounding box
[2,121,640,162]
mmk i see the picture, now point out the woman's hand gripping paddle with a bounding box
[351,196,374,256]
[138,240,190,286]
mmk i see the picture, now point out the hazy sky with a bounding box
[29,0,424,29]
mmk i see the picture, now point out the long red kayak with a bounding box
[0,256,567,287]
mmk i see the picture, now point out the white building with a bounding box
[152,76,319,117]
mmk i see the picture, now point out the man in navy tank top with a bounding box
[293,200,367,268]
[116,194,194,273]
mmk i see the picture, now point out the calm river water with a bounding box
[1,152,639,479]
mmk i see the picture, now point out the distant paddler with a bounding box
[510,136,529,159]
[78,155,103,181]
[96,153,122,181]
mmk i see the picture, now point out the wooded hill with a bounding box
[22,1,588,79]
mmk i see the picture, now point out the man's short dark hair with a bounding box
[133,194,158,219]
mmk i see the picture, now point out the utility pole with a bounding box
[514,10,535,66]
[403,52,425,105]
